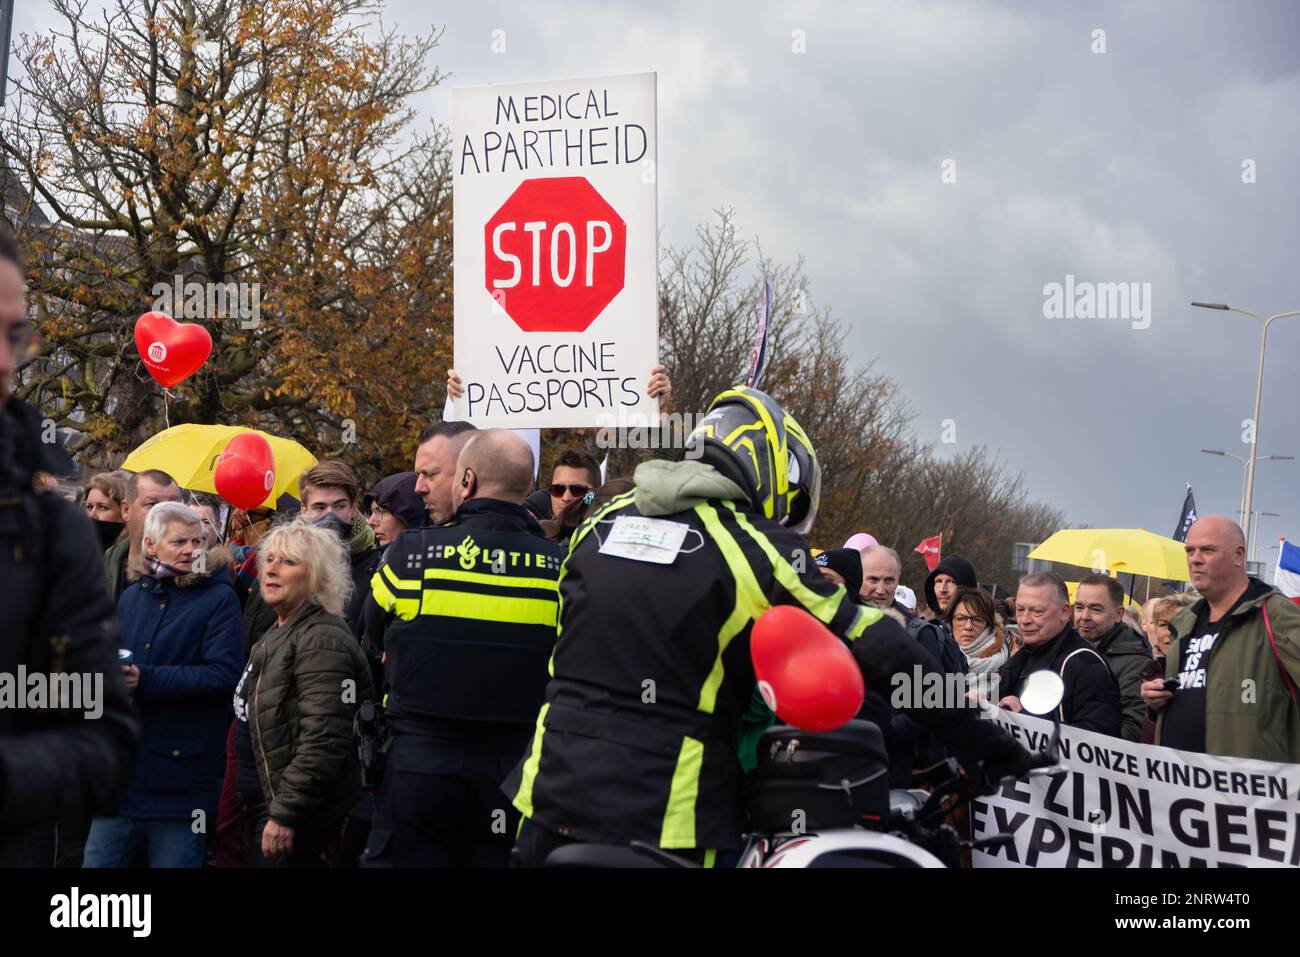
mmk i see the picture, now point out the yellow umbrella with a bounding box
[121,424,316,510]
[1029,528,1190,582]
[1064,581,1144,611]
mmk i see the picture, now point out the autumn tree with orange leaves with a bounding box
[2,0,451,475]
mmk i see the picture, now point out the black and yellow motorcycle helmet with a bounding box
[685,386,821,535]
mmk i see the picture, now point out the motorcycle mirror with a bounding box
[1020,671,1064,716]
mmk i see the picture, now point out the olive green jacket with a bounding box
[246,600,376,829]
[103,537,131,604]
[1156,582,1300,763]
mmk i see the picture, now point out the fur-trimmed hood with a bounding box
[127,544,234,589]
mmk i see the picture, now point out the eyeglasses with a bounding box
[952,615,988,628]
[367,505,391,519]
[549,484,590,498]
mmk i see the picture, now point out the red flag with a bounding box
[914,534,942,571]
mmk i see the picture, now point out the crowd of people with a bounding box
[4,221,1300,870]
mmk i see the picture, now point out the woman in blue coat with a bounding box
[83,502,244,868]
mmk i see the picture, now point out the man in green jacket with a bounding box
[1075,573,1151,742]
[1143,516,1300,763]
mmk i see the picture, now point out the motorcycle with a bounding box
[544,671,1066,869]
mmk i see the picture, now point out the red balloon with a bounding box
[751,605,865,732]
[214,433,276,510]
[134,311,212,388]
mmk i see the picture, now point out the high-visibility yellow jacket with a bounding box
[365,498,563,736]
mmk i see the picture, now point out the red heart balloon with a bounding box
[134,311,212,388]
[214,433,276,510]
[751,605,865,732]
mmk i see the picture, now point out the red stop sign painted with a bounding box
[484,176,627,333]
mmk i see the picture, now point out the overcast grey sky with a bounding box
[14,0,1300,553]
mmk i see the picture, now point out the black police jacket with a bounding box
[503,491,1027,851]
[363,497,562,736]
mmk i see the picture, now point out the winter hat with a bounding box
[364,471,428,531]
[843,532,878,551]
[815,547,864,599]
[923,554,977,614]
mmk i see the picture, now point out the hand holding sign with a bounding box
[453,72,659,429]
[134,311,212,388]
[214,432,276,510]
[751,605,864,732]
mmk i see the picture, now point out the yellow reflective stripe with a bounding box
[370,567,418,620]
[420,588,557,626]
[422,567,558,591]
[567,489,636,556]
[714,388,787,513]
[703,848,717,868]
[381,563,419,591]
[511,702,549,819]
[722,502,844,626]
[556,490,637,640]
[846,603,883,641]
[659,735,704,849]
[693,503,769,713]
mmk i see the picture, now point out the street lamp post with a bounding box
[1192,301,1300,556]
[1199,449,1293,526]
[1249,511,1280,566]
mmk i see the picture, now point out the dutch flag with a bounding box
[1275,539,1300,604]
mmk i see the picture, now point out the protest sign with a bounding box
[972,708,1300,868]
[452,72,658,428]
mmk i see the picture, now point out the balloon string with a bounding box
[163,387,172,429]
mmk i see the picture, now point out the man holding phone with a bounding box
[1142,516,1300,761]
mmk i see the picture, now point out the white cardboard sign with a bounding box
[452,72,659,429]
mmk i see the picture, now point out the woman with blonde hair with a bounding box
[1140,592,1198,743]
[232,517,375,867]
[84,469,131,548]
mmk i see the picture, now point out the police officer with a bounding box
[505,386,1032,866]
[362,429,562,867]
[0,225,137,867]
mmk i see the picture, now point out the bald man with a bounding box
[1142,515,1300,761]
[363,429,563,868]
[452,429,537,510]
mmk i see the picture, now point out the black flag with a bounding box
[746,276,773,389]
[1173,485,1198,543]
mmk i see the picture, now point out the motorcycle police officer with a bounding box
[506,386,1031,866]
[362,429,562,867]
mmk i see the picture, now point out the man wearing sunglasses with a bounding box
[548,447,601,520]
